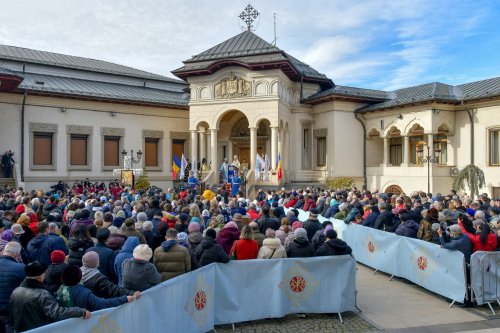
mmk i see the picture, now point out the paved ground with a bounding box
[212,263,500,333]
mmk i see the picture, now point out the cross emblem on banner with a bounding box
[239,4,259,31]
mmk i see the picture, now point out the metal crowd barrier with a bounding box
[470,251,500,314]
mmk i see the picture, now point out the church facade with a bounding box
[1,29,500,197]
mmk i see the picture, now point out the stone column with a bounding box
[206,131,211,166]
[402,136,410,166]
[210,129,218,173]
[271,126,278,170]
[190,130,198,168]
[278,128,284,167]
[284,130,290,178]
[382,137,389,166]
[198,128,206,162]
[250,127,257,171]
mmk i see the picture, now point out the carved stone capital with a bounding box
[67,125,93,135]
[214,72,251,99]
[170,131,189,140]
[29,122,58,133]
[143,130,164,139]
[300,119,312,127]
[100,127,125,137]
[314,128,328,138]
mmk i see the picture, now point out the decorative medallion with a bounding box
[417,256,428,270]
[368,241,375,253]
[289,276,306,293]
[194,290,207,311]
[214,73,251,99]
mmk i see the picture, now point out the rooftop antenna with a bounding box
[239,4,260,31]
[272,12,278,46]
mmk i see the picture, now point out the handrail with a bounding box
[12,163,24,189]
[245,169,255,199]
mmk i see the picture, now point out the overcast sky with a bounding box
[1,0,499,90]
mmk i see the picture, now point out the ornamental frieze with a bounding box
[29,122,58,133]
[214,73,251,99]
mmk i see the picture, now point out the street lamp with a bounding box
[417,142,441,194]
[121,149,143,170]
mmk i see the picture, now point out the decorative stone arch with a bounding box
[435,119,454,135]
[270,80,279,95]
[403,118,428,136]
[279,119,284,130]
[367,127,381,139]
[253,116,278,128]
[254,80,269,96]
[190,117,211,131]
[384,184,404,195]
[384,124,402,138]
[195,121,210,131]
[406,123,425,136]
[199,86,212,100]
[190,87,198,101]
[213,106,251,130]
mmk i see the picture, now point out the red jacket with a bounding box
[459,222,498,252]
[303,198,316,212]
[234,239,258,260]
[247,209,260,221]
[284,198,298,208]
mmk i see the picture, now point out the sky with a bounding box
[0,0,499,91]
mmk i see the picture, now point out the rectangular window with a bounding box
[389,137,402,166]
[33,133,53,165]
[317,137,326,167]
[103,136,120,166]
[145,138,159,167]
[490,129,500,166]
[70,135,88,165]
[434,134,448,165]
[410,135,424,164]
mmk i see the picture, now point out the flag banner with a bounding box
[28,257,356,333]
[287,208,467,303]
[277,152,282,181]
[172,155,181,179]
[180,154,188,179]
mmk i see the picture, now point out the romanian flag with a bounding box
[277,152,282,181]
[172,155,181,179]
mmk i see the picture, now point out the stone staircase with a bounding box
[0,177,16,190]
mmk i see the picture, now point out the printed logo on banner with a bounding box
[185,274,212,326]
[368,241,375,253]
[90,313,121,333]
[409,246,435,281]
[279,262,319,306]
[417,256,428,270]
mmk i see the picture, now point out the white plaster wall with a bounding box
[0,94,23,158]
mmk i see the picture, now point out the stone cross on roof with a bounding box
[239,4,259,31]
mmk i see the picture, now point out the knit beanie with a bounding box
[294,227,307,238]
[50,250,66,264]
[188,222,201,233]
[143,221,153,231]
[137,212,148,222]
[224,221,238,229]
[82,251,100,268]
[133,244,153,261]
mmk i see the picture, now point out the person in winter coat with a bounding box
[361,205,380,228]
[154,229,191,281]
[85,228,117,283]
[69,209,94,236]
[232,225,258,260]
[373,202,395,230]
[275,217,293,246]
[286,228,315,258]
[459,219,498,253]
[17,216,35,249]
[27,212,39,236]
[141,221,155,250]
[67,224,95,267]
[27,222,69,266]
[44,250,68,295]
[10,262,90,332]
[146,199,163,220]
[258,229,286,259]
[81,251,135,298]
[418,208,438,242]
[195,229,230,267]
[302,208,322,241]
[302,194,317,212]
[57,265,137,312]
[217,221,241,255]
[106,226,126,251]
[394,213,419,238]
[438,224,472,263]
[0,242,25,332]
[121,219,146,244]
[122,244,161,292]
[257,205,280,234]
[113,237,140,287]
[316,229,352,256]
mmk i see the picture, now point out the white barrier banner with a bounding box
[27,257,356,333]
[471,251,500,305]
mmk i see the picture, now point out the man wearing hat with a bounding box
[302,208,322,241]
[86,228,117,283]
[0,242,25,333]
[9,261,90,332]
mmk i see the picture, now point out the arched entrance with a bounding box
[385,184,403,195]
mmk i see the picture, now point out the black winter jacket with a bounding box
[302,218,322,241]
[82,271,133,298]
[195,238,229,267]
[68,238,95,266]
[373,210,395,230]
[316,239,352,256]
[9,278,85,332]
[44,263,68,295]
[286,237,315,258]
[0,255,25,315]
[257,215,280,234]
[86,243,117,283]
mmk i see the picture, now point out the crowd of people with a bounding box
[0,182,498,332]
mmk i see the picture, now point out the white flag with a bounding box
[255,154,261,180]
[180,154,188,179]
[264,154,270,181]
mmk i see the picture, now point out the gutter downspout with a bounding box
[21,90,27,182]
[354,110,367,189]
[300,74,304,102]
[464,101,474,164]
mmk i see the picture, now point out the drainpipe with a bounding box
[465,107,474,165]
[354,110,367,189]
[21,90,27,181]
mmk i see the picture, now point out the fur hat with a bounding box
[61,265,82,286]
[50,250,66,264]
[294,227,307,238]
[25,261,47,278]
[133,244,153,261]
[82,251,100,268]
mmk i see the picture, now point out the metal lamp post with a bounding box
[417,143,441,194]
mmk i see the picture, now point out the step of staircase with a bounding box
[0,178,16,190]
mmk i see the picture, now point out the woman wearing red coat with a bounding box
[232,226,258,260]
[459,219,498,252]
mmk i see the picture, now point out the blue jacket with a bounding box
[394,219,419,238]
[0,255,25,315]
[440,234,472,263]
[27,233,69,266]
[362,211,380,228]
[86,243,117,283]
[62,284,128,312]
[114,237,140,287]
